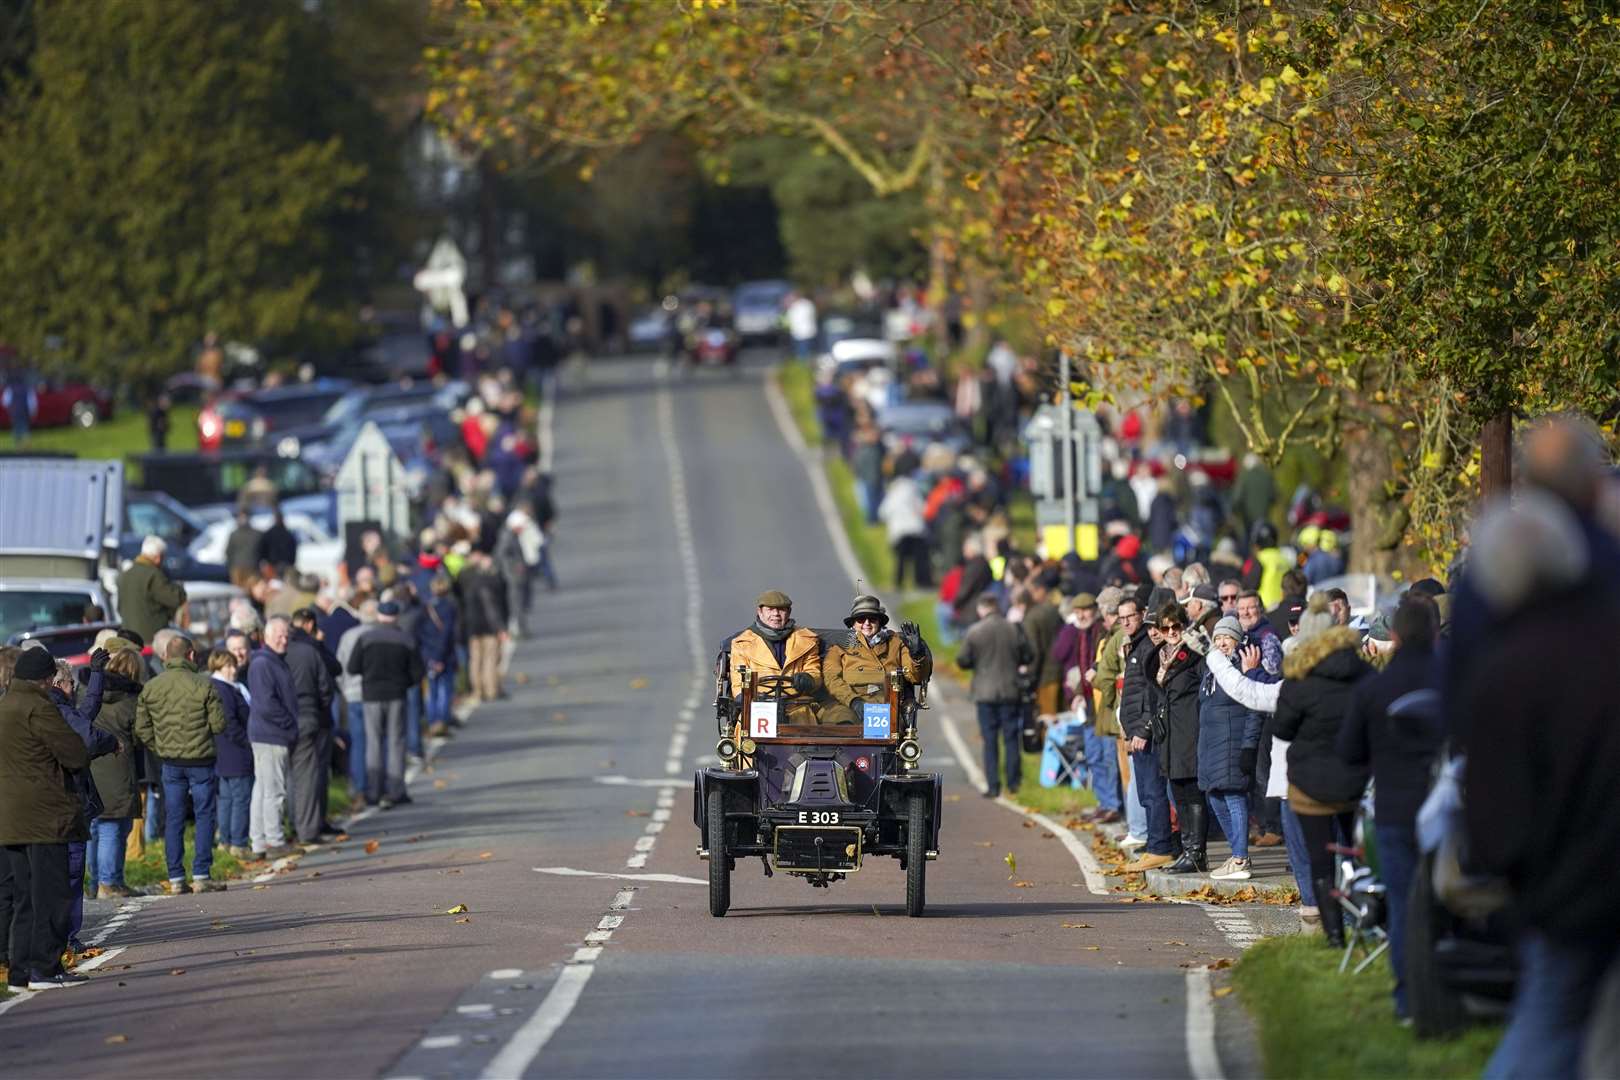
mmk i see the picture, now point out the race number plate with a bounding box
[748,700,778,738]
[862,702,892,740]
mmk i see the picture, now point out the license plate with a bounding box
[224,419,246,437]
[796,810,840,825]
[862,702,892,739]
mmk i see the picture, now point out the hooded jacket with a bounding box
[1270,627,1371,805]
[135,658,225,765]
[89,672,145,819]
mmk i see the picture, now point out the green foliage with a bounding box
[1233,934,1501,1079]
[0,0,366,383]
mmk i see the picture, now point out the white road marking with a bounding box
[625,853,648,868]
[1199,905,1262,949]
[570,947,602,964]
[532,867,705,886]
[480,966,594,1080]
[490,969,523,980]
[73,945,126,972]
[0,989,36,1017]
[457,1003,494,1014]
[421,1035,463,1050]
[1185,967,1226,1080]
[594,775,682,789]
[608,890,635,911]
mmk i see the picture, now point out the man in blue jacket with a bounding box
[246,616,300,860]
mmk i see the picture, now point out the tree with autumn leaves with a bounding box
[428,0,1620,567]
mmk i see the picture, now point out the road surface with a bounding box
[0,354,1258,1078]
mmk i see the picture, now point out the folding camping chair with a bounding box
[1328,791,1390,975]
[1039,717,1088,789]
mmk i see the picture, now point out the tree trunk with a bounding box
[1479,409,1512,499]
[1343,421,1401,577]
[478,155,500,290]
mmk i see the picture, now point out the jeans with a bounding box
[405,684,424,757]
[66,840,85,941]
[427,670,454,728]
[217,776,252,848]
[933,601,960,646]
[976,701,1023,795]
[1485,931,1620,1080]
[1207,790,1250,860]
[1374,823,1419,1015]
[1131,747,1175,855]
[1123,757,1148,839]
[347,701,367,791]
[249,743,289,852]
[143,787,161,841]
[1083,729,1122,813]
[1280,800,1315,906]
[89,817,132,888]
[161,763,217,882]
[363,699,408,802]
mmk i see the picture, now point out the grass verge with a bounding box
[1012,751,1099,817]
[1232,934,1500,1079]
[12,404,200,467]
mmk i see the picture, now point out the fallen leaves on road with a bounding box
[625,809,649,817]
[1060,922,1093,929]
[1084,945,1102,951]
[1021,820,1034,829]
[1040,833,1057,840]
[1011,880,1035,888]
[210,921,230,931]
[629,677,649,690]
[333,833,350,843]
[307,871,321,879]
[479,851,493,859]
[169,968,186,976]
[105,1034,128,1045]
[433,779,450,790]
[1213,986,1235,998]
[1179,884,1300,906]
[1164,940,1188,946]
[944,794,961,802]
[407,834,425,843]
[1209,957,1235,970]
[454,916,472,924]
[1004,852,1017,877]
[364,840,381,854]
[973,841,992,847]
[251,884,269,891]
[552,712,567,723]
[445,903,469,915]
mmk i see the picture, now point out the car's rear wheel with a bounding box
[706,787,730,917]
[1407,851,1469,1037]
[905,791,928,917]
[71,400,98,429]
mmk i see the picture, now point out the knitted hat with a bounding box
[1212,615,1243,643]
[15,647,55,681]
[843,594,889,627]
[1292,593,1336,644]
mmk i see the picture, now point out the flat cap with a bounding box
[755,589,793,609]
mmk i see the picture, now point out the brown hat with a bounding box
[843,594,889,627]
[755,589,793,610]
[1072,592,1098,610]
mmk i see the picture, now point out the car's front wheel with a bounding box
[706,787,730,917]
[905,791,928,917]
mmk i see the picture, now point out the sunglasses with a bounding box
[1159,623,1185,633]
[1218,593,1239,602]
[853,616,881,624]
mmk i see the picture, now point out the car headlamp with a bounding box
[739,738,756,755]
[897,738,922,765]
[716,737,738,763]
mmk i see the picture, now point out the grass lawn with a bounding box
[11,404,200,485]
[1011,751,1099,817]
[1232,934,1501,1079]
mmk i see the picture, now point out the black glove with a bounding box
[791,673,816,695]
[898,621,925,657]
[88,648,109,673]
[1238,747,1258,778]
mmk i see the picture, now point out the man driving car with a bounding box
[720,589,823,724]
[822,595,932,726]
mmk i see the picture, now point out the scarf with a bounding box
[750,619,796,645]
[1156,640,1182,686]
[852,628,892,650]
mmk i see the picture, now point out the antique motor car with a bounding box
[693,643,942,918]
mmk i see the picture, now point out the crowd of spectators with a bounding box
[0,355,557,993]
[814,336,1619,1063]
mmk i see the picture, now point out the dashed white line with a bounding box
[1185,967,1226,1080]
[481,966,593,1080]
[421,1035,463,1050]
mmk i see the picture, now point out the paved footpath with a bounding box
[1,355,1262,1079]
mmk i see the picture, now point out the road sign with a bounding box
[413,236,470,328]
[336,421,410,543]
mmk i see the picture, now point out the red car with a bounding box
[0,374,115,430]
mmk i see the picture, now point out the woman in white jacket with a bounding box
[1206,639,1321,927]
[878,475,932,591]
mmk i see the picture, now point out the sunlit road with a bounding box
[1,353,1254,1079]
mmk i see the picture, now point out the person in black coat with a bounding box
[1142,604,1207,873]
[1118,599,1176,870]
[1271,594,1372,946]
[283,611,337,844]
[1337,597,1440,1019]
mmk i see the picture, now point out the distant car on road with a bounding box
[627,305,675,352]
[732,280,793,342]
[196,378,353,451]
[265,380,469,460]
[0,375,114,430]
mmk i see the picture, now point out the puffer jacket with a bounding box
[0,682,92,844]
[134,657,225,765]
[1143,643,1202,779]
[1270,627,1372,805]
[1197,663,1263,793]
[90,674,145,819]
[1118,625,1155,742]
[825,630,930,707]
[725,625,822,703]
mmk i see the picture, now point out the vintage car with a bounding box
[693,635,942,918]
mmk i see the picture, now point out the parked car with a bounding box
[196,377,353,451]
[0,375,114,430]
[627,304,675,352]
[136,449,334,532]
[120,490,228,583]
[875,401,972,456]
[5,621,123,669]
[0,581,113,643]
[266,379,469,460]
[732,279,793,342]
[190,511,345,584]
[684,325,740,368]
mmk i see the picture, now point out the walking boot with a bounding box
[1164,801,1209,874]
[1313,877,1345,947]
